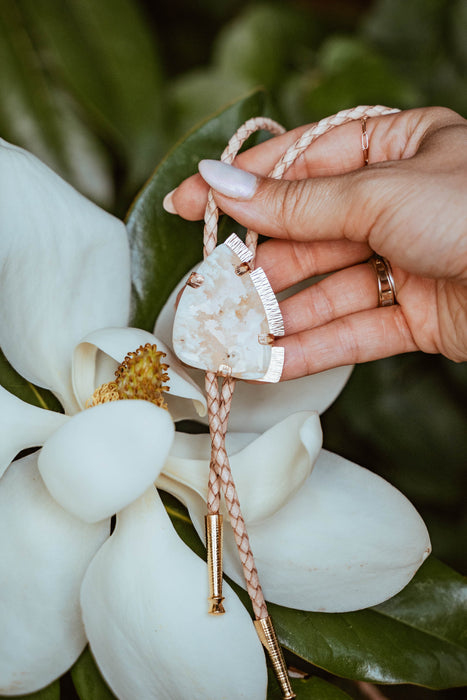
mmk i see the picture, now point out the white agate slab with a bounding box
[172,234,284,382]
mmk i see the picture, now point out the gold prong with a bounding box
[186,272,205,288]
[235,261,251,276]
[258,333,275,346]
[254,616,296,699]
[205,514,225,615]
[217,363,232,378]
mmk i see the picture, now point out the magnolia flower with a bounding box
[0,138,431,700]
[0,140,266,699]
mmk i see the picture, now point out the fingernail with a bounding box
[198,160,258,199]
[163,188,178,214]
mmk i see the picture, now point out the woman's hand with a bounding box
[164,107,467,379]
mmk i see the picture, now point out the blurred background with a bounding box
[0,2,465,696]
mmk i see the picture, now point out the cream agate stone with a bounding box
[173,234,284,381]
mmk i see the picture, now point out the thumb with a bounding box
[198,159,382,245]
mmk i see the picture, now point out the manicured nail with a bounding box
[198,160,259,199]
[162,188,178,214]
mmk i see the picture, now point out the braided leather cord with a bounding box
[202,106,398,620]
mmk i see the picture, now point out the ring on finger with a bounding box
[370,254,397,307]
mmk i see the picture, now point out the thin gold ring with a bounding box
[361,117,369,166]
[370,254,397,307]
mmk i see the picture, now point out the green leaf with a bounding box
[0,349,62,412]
[270,557,467,690]
[71,648,116,700]
[299,36,420,122]
[164,493,467,689]
[267,671,353,699]
[126,89,269,331]
[0,681,60,700]
[0,0,114,207]
[362,0,446,65]
[18,0,165,189]
[213,5,320,90]
[168,69,251,143]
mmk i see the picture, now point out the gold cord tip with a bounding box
[208,596,226,615]
[205,514,225,616]
[254,616,296,699]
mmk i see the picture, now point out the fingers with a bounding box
[166,118,370,220]
[255,238,371,292]
[278,306,418,380]
[165,108,455,222]
[196,158,382,245]
[279,262,382,335]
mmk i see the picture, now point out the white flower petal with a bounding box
[72,326,206,417]
[168,449,431,612]
[38,400,174,523]
[227,368,353,433]
[81,487,267,700]
[0,139,130,414]
[0,452,108,695]
[0,386,67,478]
[154,270,352,431]
[161,412,322,523]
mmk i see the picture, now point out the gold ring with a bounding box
[370,254,397,307]
[361,117,369,166]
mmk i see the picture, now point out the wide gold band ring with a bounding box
[370,254,397,307]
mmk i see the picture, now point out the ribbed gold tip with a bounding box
[209,596,226,615]
[205,514,225,615]
[254,616,296,699]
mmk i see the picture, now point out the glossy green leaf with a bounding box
[126,89,268,331]
[270,557,467,690]
[0,350,62,412]
[0,681,60,700]
[267,671,353,700]
[163,492,467,689]
[71,648,116,700]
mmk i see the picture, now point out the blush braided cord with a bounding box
[245,105,400,253]
[204,117,285,619]
[203,106,398,623]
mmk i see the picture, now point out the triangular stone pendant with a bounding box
[172,234,285,382]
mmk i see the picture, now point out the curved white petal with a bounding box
[0,139,130,415]
[0,452,108,695]
[161,411,322,523]
[0,386,67,479]
[154,270,352,431]
[81,487,267,700]
[167,449,431,612]
[38,400,174,523]
[72,326,206,418]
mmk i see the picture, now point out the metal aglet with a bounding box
[254,616,296,699]
[205,514,225,615]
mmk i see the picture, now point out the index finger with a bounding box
[165,108,424,221]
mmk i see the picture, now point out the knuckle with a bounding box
[275,179,313,240]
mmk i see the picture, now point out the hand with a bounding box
[164,107,467,380]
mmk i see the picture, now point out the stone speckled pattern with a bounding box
[172,236,284,381]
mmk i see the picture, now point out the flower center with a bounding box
[87,343,170,409]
